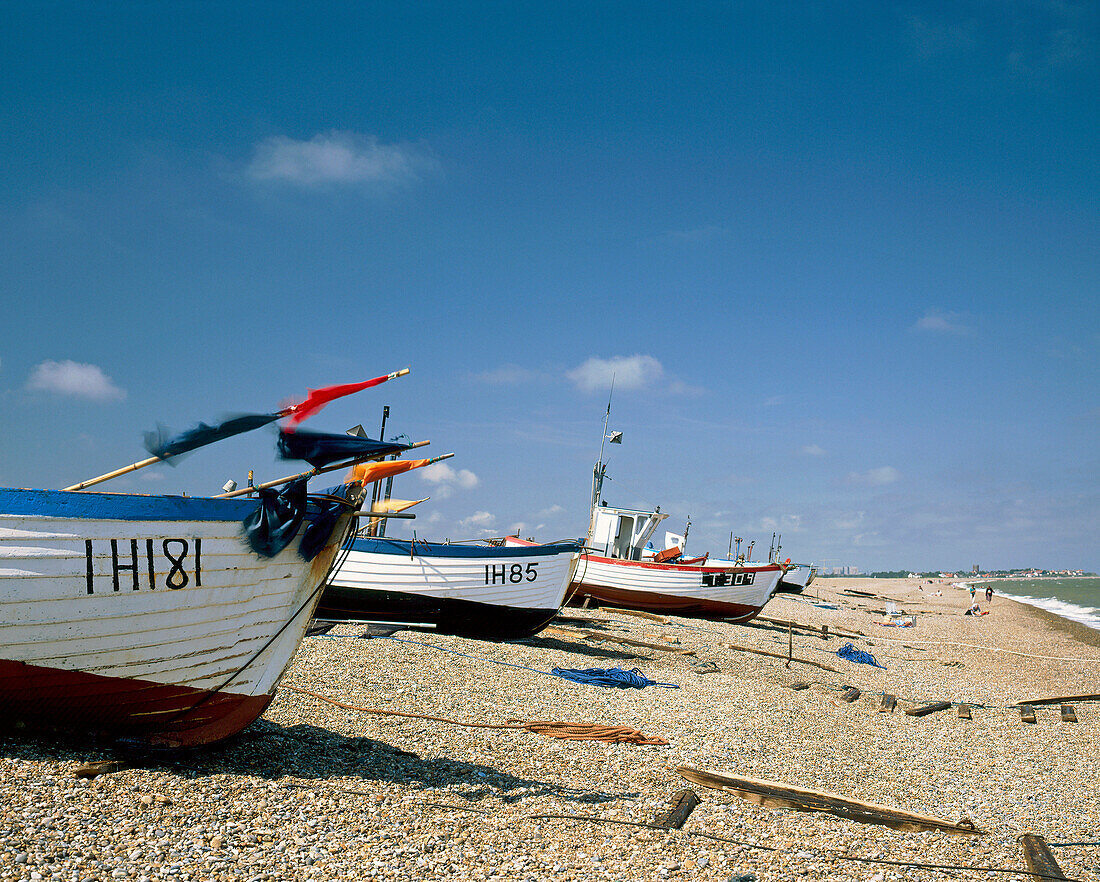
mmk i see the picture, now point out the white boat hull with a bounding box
[570,554,784,622]
[318,536,581,639]
[0,487,354,747]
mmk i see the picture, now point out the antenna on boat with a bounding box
[591,375,617,512]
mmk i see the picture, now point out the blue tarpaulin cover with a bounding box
[242,478,308,558]
[277,429,409,468]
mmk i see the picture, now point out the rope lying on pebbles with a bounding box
[411,803,1081,882]
[280,684,669,745]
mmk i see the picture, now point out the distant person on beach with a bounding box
[968,583,976,601]
[985,585,993,603]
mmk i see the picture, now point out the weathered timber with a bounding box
[878,694,896,713]
[755,616,863,639]
[1013,692,1100,707]
[957,703,972,720]
[676,766,981,835]
[1061,705,1078,723]
[719,642,841,673]
[840,686,861,703]
[905,700,952,717]
[821,624,829,640]
[1018,833,1067,881]
[601,606,670,623]
[649,789,700,830]
[1020,704,1037,724]
[789,681,811,691]
[546,626,695,654]
[73,760,129,779]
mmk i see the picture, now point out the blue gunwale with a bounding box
[349,536,583,559]
[0,487,268,523]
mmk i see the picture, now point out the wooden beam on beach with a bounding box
[878,694,896,713]
[601,606,670,623]
[545,625,696,655]
[719,642,841,673]
[649,789,700,830]
[905,700,952,717]
[789,681,810,691]
[73,760,129,779]
[1020,704,1037,724]
[957,703,972,720]
[1061,705,1078,723]
[1013,692,1100,707]
[676,766,982,835]
[840,686,861,703]
[1018,834,1068,881]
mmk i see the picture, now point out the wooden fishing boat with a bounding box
[571,503,784,622]
[0,485,362,748]
[775,562,816,594]
[316,535,583,640]
[567,406,784,622]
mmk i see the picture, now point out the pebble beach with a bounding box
[3,577,1099,882]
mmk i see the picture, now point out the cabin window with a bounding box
[613,516,634,559]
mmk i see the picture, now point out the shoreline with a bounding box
[3,575,1100,881]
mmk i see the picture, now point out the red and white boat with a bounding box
[565,412,784,622]
[0,484,361,748]
[570,503,784,622]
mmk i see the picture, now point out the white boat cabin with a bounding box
[587,504,668,560]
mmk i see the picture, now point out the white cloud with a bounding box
[567,355,663,393]
[913,309,970,335]
[419,462,479,499]
[846,466,901,486]
[246,131,438,189]
[458,510,496,534]
[26,360,126,401]
[800,444,826,456]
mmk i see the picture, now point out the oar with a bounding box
[216,447,450,499]
[63,368,410,492]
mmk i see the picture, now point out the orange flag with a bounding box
[350,457,433,486]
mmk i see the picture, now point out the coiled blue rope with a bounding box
[550,667,679,689]
[837,642,885,669]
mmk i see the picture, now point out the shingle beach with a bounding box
[3,577,1099,881]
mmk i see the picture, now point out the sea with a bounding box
[978,577,1100,632]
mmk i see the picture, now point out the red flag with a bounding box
[282,369,408,429]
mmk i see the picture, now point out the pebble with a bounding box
[2,577,1099,881]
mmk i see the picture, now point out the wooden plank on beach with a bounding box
[878,694,896,713]
[545,625,695,654]
[1061,705,1077,723]
[957,703,972,720]
[1013,692,1100,707]
[840,686,861,703]
[719,642,841,673]
[601,606,670,623]
[905,700,952,717]
[676,765,982,835]
[1020,705,1037,724]
[649,789,700,830]
[789,681,810,691]
[1018,834,1068,881]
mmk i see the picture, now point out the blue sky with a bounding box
[1,1,1097,573]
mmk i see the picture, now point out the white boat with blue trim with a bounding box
[317,534,583,640]
[0,484,362,747]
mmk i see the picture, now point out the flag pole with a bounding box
[216,447,448,499]
[62,368,411,492]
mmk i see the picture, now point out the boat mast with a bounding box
[588,379,616,541]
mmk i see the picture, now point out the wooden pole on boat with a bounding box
[62,368,411,492]
[215,443,441,498]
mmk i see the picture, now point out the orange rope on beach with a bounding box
[280,684,668,745]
